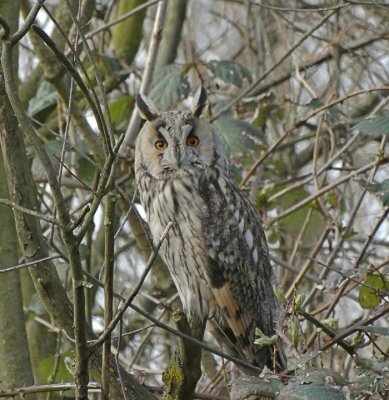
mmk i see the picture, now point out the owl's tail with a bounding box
[208,319,286,375]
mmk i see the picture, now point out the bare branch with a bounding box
[211,7,341,121]
[0,382,101,397]
[90,221,174,352]
[121,0,168,150]
[0,198,58,225]
[0,255,62,274]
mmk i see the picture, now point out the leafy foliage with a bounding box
[354,115,389,136]
[368,179,389,205]
[278,382,345,400]
[27,79,58,118]
[213,113,261,154]
[359,274,389,309]
[108,95,134,128]
[207,59,253,87]
[149,64,190,110]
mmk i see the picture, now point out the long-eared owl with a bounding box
[134,87,286,372]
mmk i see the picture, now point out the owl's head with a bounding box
[134,87,227,181]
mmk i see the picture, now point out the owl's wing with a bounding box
[200,174,285,371]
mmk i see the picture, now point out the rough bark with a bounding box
[0,1,36,397]
[162,312,205,400]
[0,106,36,400]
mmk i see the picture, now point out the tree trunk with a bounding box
[111,0,147,65]
[0,1,36,397]
[155,0,187,69]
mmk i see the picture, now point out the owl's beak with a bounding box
[173,146,183,168]
[165,145,186,170]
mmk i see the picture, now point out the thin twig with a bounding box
[31,24,112,158]
[101,191,117,399]
[52,155,94,193]
[9,0,45,45]
[270,255,321,284]
[0,255,63,274]
[0,383,101,397]
[75,134,125,241]
[90,222,174,352]
[122,0,168,150]
[211,7,341,121]
[298,310,355,356]
[303,134,388,309]
[64,0,114,154]
[0,198,58,225]
[86,0,161,38]
[268,131,360,203]
[285,229,330,299]
[83,269,264,375]
[270,159,381,226]
[322,207,389,317]
[353,206,389,269]
[128,304,169,368]
[240,86,389,189]
[321,302,389,351]
[250,0,350,12]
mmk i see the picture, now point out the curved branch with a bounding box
[0,16,10,40]
[8,0,45,45]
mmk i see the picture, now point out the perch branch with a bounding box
[84,271,264,375]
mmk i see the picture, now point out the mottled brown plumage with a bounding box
[134,88,286,372]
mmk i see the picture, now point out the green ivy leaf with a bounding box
[213,115,261,154]
[27,79,58,118]
[277,382,345,400]
[295,368,346,386]
[360,325,389,336]
[351,370,388,398]
[108,96,134,127]
[273,285,287,304]
[354,115,389,136]
[368,179,389,205]
[207,60,252,87]
[149,64,190,110]
[278,187,325,243]
[230,376,282,400]
[268,228,280,244]
[358,274,389,309]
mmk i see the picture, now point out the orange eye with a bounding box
[155,139,168,151]
[186,135,200,147]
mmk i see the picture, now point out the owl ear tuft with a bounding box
[191,86,208,117]
[136,93,159,121]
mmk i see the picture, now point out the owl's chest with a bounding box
[145,178,207,238]
[142,178,216,316]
